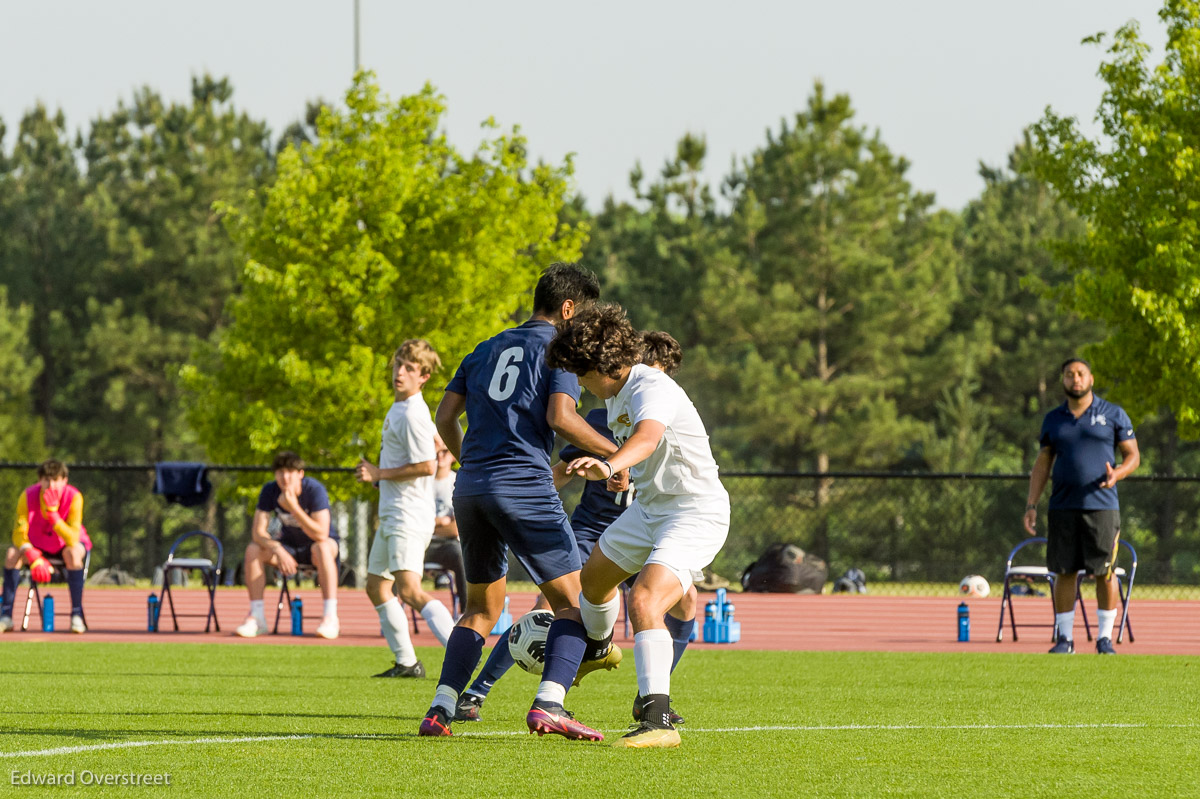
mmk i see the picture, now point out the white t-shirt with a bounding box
[434,473,456,520]
[605,364,729,513]
[378,394,437,531]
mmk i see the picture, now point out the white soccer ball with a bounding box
[959,574,990,598]
[507,609,555,674]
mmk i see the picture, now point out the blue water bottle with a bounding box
[491,596,512,635]
[957,601,970,642]
[147,594,160,632]
[42,595,55,632]
[290,598,303,635]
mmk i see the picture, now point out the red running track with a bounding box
[3,588,1198,655]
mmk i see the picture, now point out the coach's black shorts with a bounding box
[1047,509,1120,577]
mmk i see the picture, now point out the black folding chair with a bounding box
[21,549,91,631]
[996,537,1057,642]
[158,531,223,632]
[272,563,332,634]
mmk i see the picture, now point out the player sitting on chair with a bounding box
[236,451,339,639]
[1,459,93,634]
[547,304,730,749]
[357,339,456,678]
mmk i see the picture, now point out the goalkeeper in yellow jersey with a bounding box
[1,460,93,633]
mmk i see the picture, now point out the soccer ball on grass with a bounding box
[507,609,555,674]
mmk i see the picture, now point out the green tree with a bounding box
[587,134,721,348]
[953,137,1102,470]
[691,83,961,477]
[0,107,109,448]
[0,286,45,499]
[183,74,584,495]
[1029,0,1200,434]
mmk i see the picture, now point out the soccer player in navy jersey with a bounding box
[419,263,620,741]
[453,405,631,721]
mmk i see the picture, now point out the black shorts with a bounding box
[1047,509,1120,577]
[280,540,319,566]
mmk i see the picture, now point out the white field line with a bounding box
[3,722,1196,758]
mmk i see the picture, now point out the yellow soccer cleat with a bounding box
[613,723,681,749]
[572,643,623,687]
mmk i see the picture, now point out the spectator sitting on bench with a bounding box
[236,451,339,639]
[1,459,93,634]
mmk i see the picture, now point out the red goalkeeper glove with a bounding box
[24,547,52,583]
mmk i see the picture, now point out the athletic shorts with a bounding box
[598,500,729,593]
[279,540,315,567]
[1047,509,1120,577]
[454,492,579,586]
[570,521,605,565]
[367,521,433,577]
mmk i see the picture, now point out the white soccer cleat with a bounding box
[70,614,86,634]
[315,616,340,640]
[235,616,268,638]
[0,615,13,633]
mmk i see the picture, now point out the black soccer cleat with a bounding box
[418,706,453,737]
[454,692,484,722]
[373,660,426,678]
[1096,636,1117,655]
[1048,635,1074,654]
[632,694,684,725]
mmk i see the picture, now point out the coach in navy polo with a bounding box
[1023,358,1139,655]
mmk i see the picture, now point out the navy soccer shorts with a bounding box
[454,493,580,586]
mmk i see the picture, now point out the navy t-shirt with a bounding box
[446,320,582,497]
[256,476,335,545]
[1039,396,1135,510]
[559,408,632,538]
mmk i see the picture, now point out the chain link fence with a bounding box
[718,472,1200,597]
[3,463,1197,597]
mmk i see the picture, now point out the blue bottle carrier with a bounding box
[702,587,741,644]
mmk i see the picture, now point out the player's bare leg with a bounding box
[615,565,686,749]
[235,543,274,637]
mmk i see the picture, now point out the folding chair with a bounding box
[273,564,330,634]
[995,537,1057,642]
[158,531,223,632]
[410,562,460,632]
[21,549,91,631]
[1074,538,1137,644]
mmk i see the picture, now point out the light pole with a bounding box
[353,0,360,74]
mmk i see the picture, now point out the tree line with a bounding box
[2,1,1198,579]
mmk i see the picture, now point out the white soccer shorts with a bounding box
[597,500,729,592]
[367,521,434,577]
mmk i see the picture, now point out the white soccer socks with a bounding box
[376,597,418,667]
[579,592,621,641]
[633,629,673,698]
[1054,610,1076,641]
[420,599,455,647]
[1096,608,1117,640]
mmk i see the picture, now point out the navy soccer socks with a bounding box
[664,613,694,672]
[539,618,588,693]
[467,629,516,698]
[67,569,85,616]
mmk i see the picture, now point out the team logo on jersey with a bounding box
[616,413,632,427]
[1092,414,1107,426]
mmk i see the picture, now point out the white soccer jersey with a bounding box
[605,364,728,513]
[378,394,437,531]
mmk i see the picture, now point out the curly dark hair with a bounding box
[640,330,682,377]
[546,303,643,379]
[36,459,68,480]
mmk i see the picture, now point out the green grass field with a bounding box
[2,642,1198,797]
